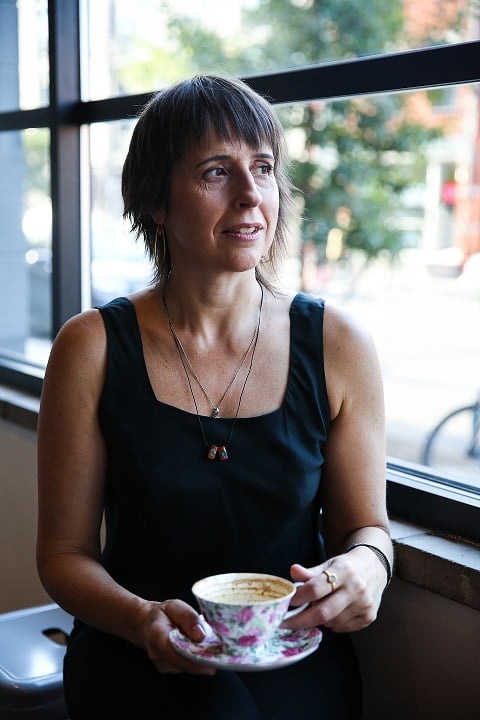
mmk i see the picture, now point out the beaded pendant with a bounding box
[218,445,228,461]
[207,444,229,461]
[207,445,218,460]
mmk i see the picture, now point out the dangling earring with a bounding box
[260,242,276,264]
[154,224,167,266]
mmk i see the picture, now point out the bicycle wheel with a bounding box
[421,404,480,486]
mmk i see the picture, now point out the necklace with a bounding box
[162,285,263,419]
[163,283,264,460]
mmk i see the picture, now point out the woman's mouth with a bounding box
[223,224,263,239]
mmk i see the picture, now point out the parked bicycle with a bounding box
[421,392,480,484]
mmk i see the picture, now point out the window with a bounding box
[279,85,480,494]
[0,127,51,366]
[1,0,479,538]
[88,120,152,307]
[83,0,470,100]
[0,0,49,112]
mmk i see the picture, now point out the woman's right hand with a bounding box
[141,599,216,675]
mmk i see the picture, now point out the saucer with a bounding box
[169,620,322,672]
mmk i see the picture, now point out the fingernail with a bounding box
[192,623,206,641]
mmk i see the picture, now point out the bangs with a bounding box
[167,76,281,161]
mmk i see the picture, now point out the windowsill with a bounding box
[390,518,480,611]
[1,385,479,611]
[0,384,39,432]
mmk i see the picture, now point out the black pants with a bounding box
[63,626,362,719]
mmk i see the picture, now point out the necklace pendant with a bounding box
[218,445,228,461]
[163,283,263,465]
[207,445,218,460]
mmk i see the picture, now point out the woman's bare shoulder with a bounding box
[323,301,382,418]
[52,308,106,355]
[43,309,107,394]
[323,301,376,357]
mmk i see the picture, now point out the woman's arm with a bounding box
[36,310,213,674]
[321,302,391,557]
[284,302,392,633]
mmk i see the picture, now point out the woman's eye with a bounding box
[255,163,274,175]
[204,166,227,177]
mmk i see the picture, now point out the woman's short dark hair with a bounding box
[122,74,295,285]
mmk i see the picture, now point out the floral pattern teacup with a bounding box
[192,572,307,656]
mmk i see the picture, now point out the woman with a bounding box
[37,74,392,719]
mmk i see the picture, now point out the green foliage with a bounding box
[277,91,440,263]
[117,42,191,92]
[161,15,229,75]
[116,3,229,90]
[242,0,405,68]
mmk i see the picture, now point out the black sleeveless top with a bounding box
[97,292,330,606]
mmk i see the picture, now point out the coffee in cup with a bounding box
[192,572,306,656]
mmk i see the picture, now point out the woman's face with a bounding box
[155,130,280,278]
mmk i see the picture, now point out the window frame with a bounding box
[1,0,479,541]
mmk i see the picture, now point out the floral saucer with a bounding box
[169,620,322,672]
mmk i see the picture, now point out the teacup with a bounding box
[192,572,306,656]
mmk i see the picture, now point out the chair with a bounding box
[0,603,73,719]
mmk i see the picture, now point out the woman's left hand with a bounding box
[281,547,389,633]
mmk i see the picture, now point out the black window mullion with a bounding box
[48,0,82,335]
[0,108,50,131]
[245,40,480,104]
[71,40,480,126]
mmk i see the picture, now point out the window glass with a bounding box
[83,0,473,100]
[88,120,152,308]
[0,0,49,111]
[280,83,480,489]
[0,128,51,368]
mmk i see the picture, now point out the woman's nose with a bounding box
[233,171,262,207]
